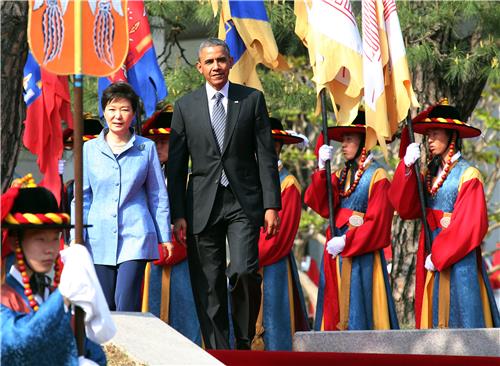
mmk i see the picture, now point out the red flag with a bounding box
[23,52,73,204]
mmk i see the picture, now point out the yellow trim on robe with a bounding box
[420,271,435,329]
[368,168,389,198]
[437,269,451,328]
[141,262,152,312]
[478,270,494,327]
[336,256,342,296]
[281,174,302,193]
[251,268,265,350]
[160,266,172,323]
[458,166,484,192]
[141,263,172,321]
[372,251,391,329]
[420,266,493,328]
[286,259,296,336]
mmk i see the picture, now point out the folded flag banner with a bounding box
[217,0,289,91]
[361,0,419,154]
[294,0,363,124]
[22,52,73,204]
[98,0,167,118]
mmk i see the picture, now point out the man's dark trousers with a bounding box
[187,184,261,350]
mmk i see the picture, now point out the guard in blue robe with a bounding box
[1,178,107,365]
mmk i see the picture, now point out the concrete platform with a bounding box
[293,328,500,357]
[107,312,223,365]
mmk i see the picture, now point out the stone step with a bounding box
[107,312,223,365]
[293,328,500,357]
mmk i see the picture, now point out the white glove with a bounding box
[78,356,99,366]
[59,244,116,344]
[301,256,312,272]
[318,145,334,170]
[58,159,66,175]
[326,235,346,258]
[404,143,421,167]
[285,130,309,150]
[424,254,436,272]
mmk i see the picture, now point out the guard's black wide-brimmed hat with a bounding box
[412,98,481,138]
[326,110,367,142]
[270,117,304,145]
[142,105,173,139]
[63,114,104,148]
[2,183,74,229]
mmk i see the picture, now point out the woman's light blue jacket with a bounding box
[71,129,171,265]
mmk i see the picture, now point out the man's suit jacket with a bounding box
[167,82,281,235]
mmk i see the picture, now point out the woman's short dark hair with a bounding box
[101,82,139,113]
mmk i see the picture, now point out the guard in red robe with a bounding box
[304,110,399,331]
[140,106,202,345]
[389,99,500,328]
[251,118,310,350]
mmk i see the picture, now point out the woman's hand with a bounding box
[160,242,174,261]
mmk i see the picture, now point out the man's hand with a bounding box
[173,218,188,247]
[263,209,280,239]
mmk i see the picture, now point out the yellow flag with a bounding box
[218,0,289,91]
[294,0,364,124]
[362,0,419,155]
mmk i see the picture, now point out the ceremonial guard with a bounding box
[62,114,104,221]
[390,99,500,328]
[63,114,104,149]
[141,106,202,346]
[304,111,399,331]
[1,175,113,365]
[251,118,310,350]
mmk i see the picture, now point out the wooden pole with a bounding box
[320,89,335,235]
[405,113,433,253]
[73,0,86,355]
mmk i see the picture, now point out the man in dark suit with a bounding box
[167,38,281,350]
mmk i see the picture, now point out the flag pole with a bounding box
[73,0,86,356]
[320,88,335,235]
[405,113,432,253]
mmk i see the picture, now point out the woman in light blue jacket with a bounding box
[72,82,172,311]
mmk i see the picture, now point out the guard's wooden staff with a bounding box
[405,113,433,253]
[320,89,335,236]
